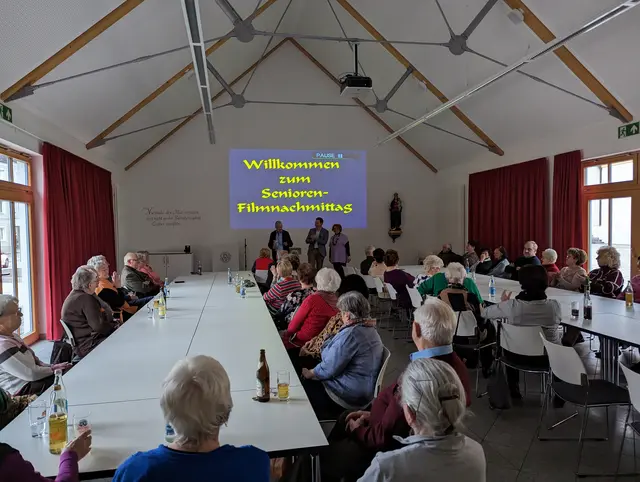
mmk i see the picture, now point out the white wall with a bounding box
[435,116,640,253]
[117,42,438,269]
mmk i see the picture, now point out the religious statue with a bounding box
[389,193,402,230]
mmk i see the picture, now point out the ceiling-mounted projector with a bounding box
[339,43,373,98]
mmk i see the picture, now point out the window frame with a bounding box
[0,145,38,345]
[583,152,639,194]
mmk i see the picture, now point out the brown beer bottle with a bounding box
[256,349,270,402]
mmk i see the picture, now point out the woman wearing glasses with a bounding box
[0,295,71,396]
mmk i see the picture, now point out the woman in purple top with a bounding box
[0,430,92,482]
[329,224,351,279]
[383,249,415,309]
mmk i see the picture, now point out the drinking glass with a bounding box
[570,301,580,320]
[277,370,290,401]
[73,412,91,437]
[28,401,49,438]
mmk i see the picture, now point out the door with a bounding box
[584,190,640,282]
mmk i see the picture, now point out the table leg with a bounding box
[600,337,620,384]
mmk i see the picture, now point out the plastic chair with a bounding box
[254,270,268,284]
[374,346,392,398]
[537,336,630,477]
[407,286,423,309]
[60,320,82,363]
[343,266,357,276]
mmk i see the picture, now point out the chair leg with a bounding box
[536,379,551,440]
[523,372,527,398]
[575,407,590,476]
[615,406,632,477]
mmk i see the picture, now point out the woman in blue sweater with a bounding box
[302,291,384,420]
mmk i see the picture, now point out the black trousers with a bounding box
[301,378,345,421]
[332,262,346,279]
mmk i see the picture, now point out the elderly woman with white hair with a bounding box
[87,256,143,322]
[61,266,117,358]
[541,248,560,277]
[413,255,444,287]
[358,358,486,482]
[113,356,270,482]
[588,246,625,298]
[417,261,483,303]
[0,295,71,395]
[301,291,383,420]
[281,267,340,350]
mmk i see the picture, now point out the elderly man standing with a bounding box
[122,252,160,298]
[315,297,470,482]
[505,240,541,281]
[268,220,293,262]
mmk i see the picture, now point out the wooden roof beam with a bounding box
[125,38,288,171]
[1,0,146,102]
[335,0,504,156]
[504,0,632,123]
[88,0,279,149]
[288,39,437,173]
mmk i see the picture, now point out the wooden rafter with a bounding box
[125,39,288,171]
[504,0,632,123]
[335,0,504,156]
[1,0,146,102]
[288,39,437,173]
[87,0,279,149]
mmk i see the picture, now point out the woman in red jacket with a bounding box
[281,268,341,350]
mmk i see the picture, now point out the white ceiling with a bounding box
[0,0,638,170]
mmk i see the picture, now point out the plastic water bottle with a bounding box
[165,424,176,443]
[164,278,170,298]
[227,268,232,285]
[240,279,246,299]
[197,260,202,275]
[488,276,496,298]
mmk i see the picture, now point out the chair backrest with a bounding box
[375,346,392,398]
[373,276,384,294]
[384,283,398,300]
[439,289,475,337]
[406,286,422,309]
[362,275,377,290]
[500,323,546,357]
[621,364,640,413]
[540,334,587,386]
[59,320,76,347]
[344,266,357,276]
[254,270,268,284]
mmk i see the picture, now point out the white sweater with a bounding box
[0,334,53,394]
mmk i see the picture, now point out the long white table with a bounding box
[0,272,327,478]
[402,265,640,383]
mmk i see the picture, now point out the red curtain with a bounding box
[468,158,549,263]
[43,143,116,340]
[552,150,584,267]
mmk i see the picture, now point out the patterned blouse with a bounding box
[300,313,343,359]
[279,287,315,323]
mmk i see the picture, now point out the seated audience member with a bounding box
[550,248,588,291]
[1,431,92,482]
[462,240,479,270]
[276,263,316,330]
[0,295,70,396]
[486,246,510,278]
[317,298,471,482]
[87,256,149,322]
[301,292,383,420]
[250,248,273,275]
[136,251,163,287]
[263,259,301,315]
[473,248,492,275]
[437,243,463,267]
[113,356,270,482]
[358,358,485,482]
[618,256,640,303]
[483,265,561,400]
[541,248,560,277]
[288,253,301,277]
[588,246,625,298]
[505,241,541,281]
[0,388,34,430]
[413,255,444,287]
[282,268,340,349]
[368,248,387,278]
[122,252,160,298]
[263,250,288,290]
[417,262,483,302]
[383,250,415,309]
[299,275,370,363]
[360,245,375,275]
[62,266,117,358]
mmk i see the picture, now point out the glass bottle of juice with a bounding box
[48,370,68,454]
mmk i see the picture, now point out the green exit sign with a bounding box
[0,103,11,123]
[619,121,639,139]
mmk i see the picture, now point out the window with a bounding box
[584,155,636,188]
[0,146,37,344]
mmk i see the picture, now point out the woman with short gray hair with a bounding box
[113,355,270,481]
[359,358,486,482]
[413,255,444,287]
[61,266,116,358]
[301,291,384,419]
[282,267,339,350]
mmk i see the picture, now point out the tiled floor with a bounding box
[377,325,640,482]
